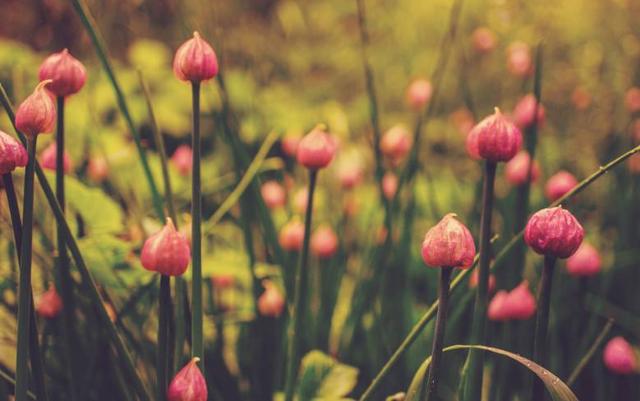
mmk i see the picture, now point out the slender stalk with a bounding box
[15,135,37,401]
[191,82,204,367]
[158,275,172,401]
[284,169,318,401]
[55,95,80,401]
[532,255,556,401]
[566,319,614,387]
[464,161,496,401]
[424,267,453,401]
[2,174,48,401]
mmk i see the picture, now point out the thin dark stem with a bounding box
[424,266,453,401]
[532,255,556,401]
[566,319,614,387]
[191,82,204,368]
[157,275,172,401]
[3,174,48,401]
[284,169,318,401]
[464,161,496,401]
[56,95,80,401]
[15,135,37,401]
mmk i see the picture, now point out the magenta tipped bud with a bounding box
[279,220,305,251]
[36,286,63,319]
[261,180,286,209]
[0,130,28,174]
[171,145,193,176]
[565,242,601,277]
[603,337,637,374]
[472,27,497,54]
[380,125,412,161]
[141,218,191,276]
[406,79,433,110]
[257,280,285,317]
[40,142,72,174]
[505,281,536,320]
[38,49,87,97]
[507,41,532,77]
[472,108,522,162]
[421,213,476,269]
[488,290,510,321]
[311,225,339,259]
[513,94,545,130]
[524,206,584,258]
[505,151,540,186]
[382,172,398,200]
[296,125,336,170]
[167,357,208,401]
[173,32,219,83]
[544,170,578,202]
[15,80,57,137]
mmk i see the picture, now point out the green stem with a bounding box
[464,161,496,401]
[158,275,172,401]
[56,95,80,401]
[424,267,453,401]
[566,319,613,387]
[284,169,318,401]
[532,255,556,401]
[15,135,37,401]
[2,174,48,401]
[191,82,204,367]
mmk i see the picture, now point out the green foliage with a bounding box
[297,350,359,401]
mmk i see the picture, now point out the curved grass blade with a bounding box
[566,319,614,387]
[405,345,578,401]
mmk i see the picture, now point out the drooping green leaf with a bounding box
[405,345,579,401]
[297,350,358,401]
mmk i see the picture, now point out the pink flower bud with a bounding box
[505,151,540,186]
[505,281,536,320]
[421,213,476,268]
[296,125,336,170]
[524,206,584,258]
[0,130,28,174]
[382,172,398,200]
[87,155,109,182]
[507,41,532,77]
[469,269,496,293]
[257,280,285,317]
[571,87,591,110]
[15,80,56,137]
[311,225,338,259]
[279,220,305,251]
[465,125,481,160]
[406,79,433,110]
[473,108,522,162]
[625,87,640,113]
[38,49,87,97]
[380,125,412,161]
[472,27,496,54]
[171,145,193,176]
[281,134,301,157]
[603,337,637,374]
[36,287,63,319]
[488,290,510,321]
[39,142,72,174]
[261,180,286,209]
[544,170,578,202]
[512,94,545,130]
[141,218,191,276]
[173,32,219,83]
[565,242,601,277]
[337,158,364,189]
[212,275,235,289]
[167,357,208,401]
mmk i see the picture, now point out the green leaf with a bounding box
[297,350,358,401]
[78,235,146,289]
[405,345,578,401]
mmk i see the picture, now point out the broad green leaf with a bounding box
[78,235,146,289]
[297,350,358,401]
[405,345,578,401]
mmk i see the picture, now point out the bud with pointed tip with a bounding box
[257,280,285,317]
[38,49,87,97]
[488,290,509,321]
[505,151,540,186]
[382,172,398,200]
[603,337,636,374]
[40,142,72,173]
[544,170,578,202]
[173,32,219,83]
[473,108,522,162]
[505,281,536,320]
[141,218,191,276]
[0,130,28,174]
[513,94,545,130]
[279,220,305,251]
[261,180,286,209]
[15,80,56,137]
[167,357,208,401]
[296,125,336,170]
[380,125,412,161]
[421,213,476,268]
[524,206,584,258]
[406,79,432,110]
[36,287,63,319]
[311,225,338,259]
[566,242,601,277]
[171,145,193,176]
[281,134,301,157]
